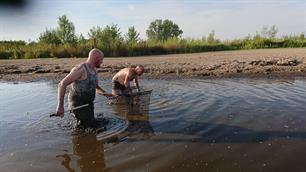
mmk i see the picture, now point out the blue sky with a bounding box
[0,0,305,41]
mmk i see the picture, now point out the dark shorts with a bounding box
[112,81,126,91]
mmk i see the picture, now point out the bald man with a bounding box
[56,48,112,128]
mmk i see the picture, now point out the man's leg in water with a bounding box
[72,103,99,128]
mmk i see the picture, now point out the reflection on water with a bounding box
[55,93,154,172]
[1,78,306,172]
[73,133,106,172]
[56,132,106,172]
[56,154,74,172]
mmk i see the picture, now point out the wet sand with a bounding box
[1,48,306,82]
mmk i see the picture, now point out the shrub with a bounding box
[0,51,13,59]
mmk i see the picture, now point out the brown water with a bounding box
[0,78,306,172]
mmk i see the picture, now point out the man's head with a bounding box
[135,65,145,76]
[87,48,104,68]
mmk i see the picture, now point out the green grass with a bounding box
[1,36,306,59]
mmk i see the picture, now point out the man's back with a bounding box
[112,68,134,85]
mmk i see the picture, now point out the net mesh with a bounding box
[108,89,152,115]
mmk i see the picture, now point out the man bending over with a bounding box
[111,65,145,95]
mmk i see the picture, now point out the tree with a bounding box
[261,25,278,39]
[101,24,123,56]
[38,29,61,45]
[88,26,102,47]
[57,15,77,45]
[78,33,86,44]
[146,19,183,42]
[125,26,140,44]
[88,24,123,55]
[88,24,122,47]
[253,31,261,40]
[207,30,219,43]
[104,24,122,41]
[88,26,102,40]
[299,32,305,40]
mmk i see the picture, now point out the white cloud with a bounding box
[128,5,135,11]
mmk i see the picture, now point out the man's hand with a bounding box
[56,106,64,117]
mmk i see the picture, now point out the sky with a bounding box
[0,0,305,41]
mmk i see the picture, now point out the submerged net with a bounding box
[108,90,152,105]
[107,89,154,139]
[108,89,153,115]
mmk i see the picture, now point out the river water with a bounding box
[0,78,306,172]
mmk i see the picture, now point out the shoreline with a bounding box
[1,48,306,82]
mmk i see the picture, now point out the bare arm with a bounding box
[96,83,113,97]
[134,76,140,92]
[56,66,83,117]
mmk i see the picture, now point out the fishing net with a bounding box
[108,90,153,115]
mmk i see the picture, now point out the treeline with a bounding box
[1,15,306,59]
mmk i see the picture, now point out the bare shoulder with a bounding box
[60,64,85,84]
[71,64,85,73]
[127,68,134,73]
[68,64,86,80]
[119,67,128,72]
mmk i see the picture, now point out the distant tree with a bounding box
[125,26,140,44]
[88,26,103,47]
[299,32,305,40]
[268,25,278,39]
[261,25,278,39]
[245,34,252,40]
[88,24,123,54]
[78,33,86,44]
[146,19,183,41]
[88,24,122,46]
[207,30,215,43]
[201,36,207,42]
[253,31,261,40]
[104,24,122,40]
[38,29,61,45]
[0,40,26,46]
[207,30,220,44]
[57,15,77,45]
[88,26,102,40]
[101,24,123,55]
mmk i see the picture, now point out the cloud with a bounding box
[128,4,135,11]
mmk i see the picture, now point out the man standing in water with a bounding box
[112,65,145,95]
[56,48,112,128]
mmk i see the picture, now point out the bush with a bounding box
[0,51,13,59]
[34,50,52,58]
[51,47,71,58]
[2,35,306,59]
[11,50,24,59]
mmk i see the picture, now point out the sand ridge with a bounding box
[1,48,306,82]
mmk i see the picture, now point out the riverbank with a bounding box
[1,48,306,82]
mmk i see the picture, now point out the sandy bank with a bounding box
[1,48,306,82]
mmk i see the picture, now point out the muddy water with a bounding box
[0,78,306,172]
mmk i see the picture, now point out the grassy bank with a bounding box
[1,36,306,60]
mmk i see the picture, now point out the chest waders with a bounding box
[68,64,99,128]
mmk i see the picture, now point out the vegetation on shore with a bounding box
[1,15,306,59]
